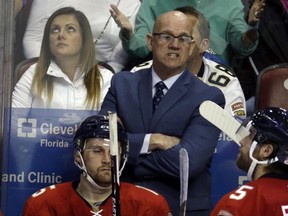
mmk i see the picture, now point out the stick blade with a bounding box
[199,100,250,146]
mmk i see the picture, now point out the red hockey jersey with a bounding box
[211,173,288,216]
[23,181,172,216]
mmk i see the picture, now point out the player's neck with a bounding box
[76,178,112,203]
[252,165,267,180]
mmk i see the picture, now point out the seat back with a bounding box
[255,63,288,110]
[97,61,115,74]
[14,57,38,85]
[14,58,115,86]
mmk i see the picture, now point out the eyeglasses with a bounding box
[152,33,193,44]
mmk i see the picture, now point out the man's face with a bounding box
[187,16,202,59]
[236,127,257,172]
[81,138,114,187]
[147,12,195,76]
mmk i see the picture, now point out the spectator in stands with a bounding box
[241,0,287,115]
[211,107,288,215]
[22,0,141,72]
[110,0,260,66]
[248,0,288,72]
[132,6,246,117]
[12,7,113,110]
[23,115,172,215]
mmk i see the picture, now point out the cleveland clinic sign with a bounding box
[1,108,97,216]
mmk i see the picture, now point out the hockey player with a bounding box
[132,6,246,117]
[23,115,172,216]
[211,107,288,216]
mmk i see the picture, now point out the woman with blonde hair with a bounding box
[12,7,113,110]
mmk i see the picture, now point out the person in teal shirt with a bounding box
[111,0,262,65]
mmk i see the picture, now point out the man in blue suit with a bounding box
[99,11,225,216]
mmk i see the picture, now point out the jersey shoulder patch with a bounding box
[216,210,234,216]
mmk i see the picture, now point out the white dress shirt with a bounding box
[12,61,113,110]
[141,68,183,154]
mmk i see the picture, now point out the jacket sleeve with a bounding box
[133,91,225,179]
[227,0,258,57]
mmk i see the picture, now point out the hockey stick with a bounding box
[199,100,250,146]
[179,148,189,216]
[108,112,121,216]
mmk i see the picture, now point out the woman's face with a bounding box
[49,14,82,60]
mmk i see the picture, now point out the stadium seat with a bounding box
[97,61,115,74]
[255,63,288,110]
[14,57,38,85]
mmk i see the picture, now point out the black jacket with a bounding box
[250,0,288,71]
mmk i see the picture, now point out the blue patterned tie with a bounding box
[153,81,166,112]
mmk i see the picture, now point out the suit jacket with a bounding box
[99,68,225,215]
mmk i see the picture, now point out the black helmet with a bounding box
[250,107,288,165]
[73,115,128,163]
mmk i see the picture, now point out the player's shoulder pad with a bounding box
[131,60,153,72]
[207,59,237,78]
[135,185,159,195]
[30,182,70,198]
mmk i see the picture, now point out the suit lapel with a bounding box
[150,69,193,130]
[139,69,153,131]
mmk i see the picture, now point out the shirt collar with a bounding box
[151,67,183,90]
[47,60,83,81]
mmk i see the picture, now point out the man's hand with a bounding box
[149,133,180,151]
[248,0,266,26]
[110,4,133,40]
[243,0,266,45]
